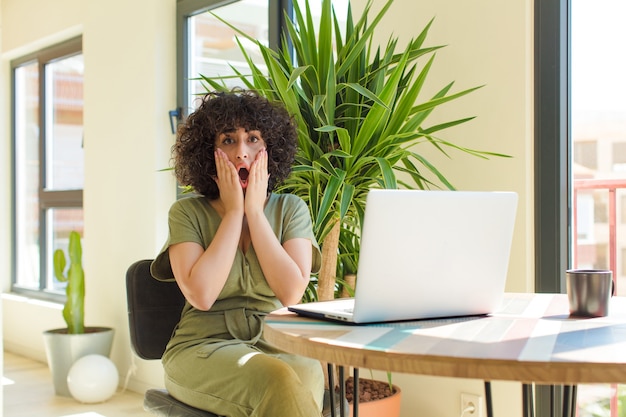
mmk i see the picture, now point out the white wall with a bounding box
[1,0,177,394]
[1,0,533,416]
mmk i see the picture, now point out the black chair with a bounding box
[126,259,345,417]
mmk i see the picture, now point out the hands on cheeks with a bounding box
[244,148,269,215]
[214,148,244,214]
[214,148,269,216]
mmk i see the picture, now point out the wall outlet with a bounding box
[461,393,483,417]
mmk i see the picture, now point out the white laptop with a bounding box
[288,189,518,324]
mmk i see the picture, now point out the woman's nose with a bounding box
[236,142,248,160]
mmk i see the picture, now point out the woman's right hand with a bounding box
[170,149,245,311]
[214,149,244,215]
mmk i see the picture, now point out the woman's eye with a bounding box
[222,137,233,145]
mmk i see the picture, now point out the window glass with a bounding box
[187,0,269,111]
[14,62,41,290]
[571,0,626,295]
[571,1,626,414]
[45,55,84,190]
[184,0,350,113]
[47,208,84,293]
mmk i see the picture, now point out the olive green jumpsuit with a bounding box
[151,193,324,417]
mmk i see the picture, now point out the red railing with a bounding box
[572,179,626,292]
[573,178,626,417]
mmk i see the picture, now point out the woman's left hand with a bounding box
[244,148,269,215]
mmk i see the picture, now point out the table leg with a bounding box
[523,383,535,417]
[327,365,360,417]
[484,381,494,417]
[353,368,359,417]
[562,385,577,417]
[339,366,346,417]
[327,364,337,417]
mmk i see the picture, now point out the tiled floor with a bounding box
[3,351,149,417]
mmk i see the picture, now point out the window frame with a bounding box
[10,36,83,302]
[534,0,571,415]
[534,0,570,294]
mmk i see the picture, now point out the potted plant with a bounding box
[42,231,115,397]
[206,0,507,302]
[204,0,507,412]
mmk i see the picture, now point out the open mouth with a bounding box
[238,167,249,188]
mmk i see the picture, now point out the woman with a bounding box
[151,90,324,416]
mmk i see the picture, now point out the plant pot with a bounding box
[42,326,115,397]
[344,377,402,417]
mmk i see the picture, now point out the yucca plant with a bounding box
[204,0,507,301]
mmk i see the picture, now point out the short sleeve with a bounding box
[151,197,212,281]
[281,195,322,274]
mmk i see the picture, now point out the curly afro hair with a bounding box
[172,89,298,198]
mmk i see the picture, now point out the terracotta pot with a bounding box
[346,378,402,417]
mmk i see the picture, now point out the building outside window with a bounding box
[11,37,84,300]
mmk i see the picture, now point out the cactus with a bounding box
[53,231,85,334]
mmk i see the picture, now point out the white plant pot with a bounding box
[42,327,115,397]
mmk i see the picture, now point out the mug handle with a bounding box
[611,277,616,296]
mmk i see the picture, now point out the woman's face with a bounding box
[215,127,267,190]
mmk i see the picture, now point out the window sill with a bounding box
[2,292,62,310]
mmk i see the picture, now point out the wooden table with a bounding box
[264,293,626,417]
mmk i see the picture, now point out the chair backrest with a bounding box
[126,259,185,360]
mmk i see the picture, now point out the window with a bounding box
[176,0,275,120]
[176,0,349,119]
[11,37,84,300]
[186,1,269,104]
[538,0,626,414]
